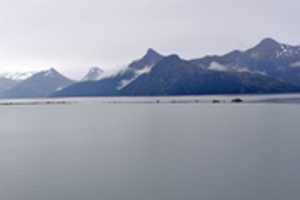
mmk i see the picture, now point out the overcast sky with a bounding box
[0,0,299,79]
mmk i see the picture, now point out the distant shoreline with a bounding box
[0,101,73,106]
[1,94,300,106]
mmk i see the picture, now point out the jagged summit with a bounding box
[246,38,289,59]
[258,38,280,46]
[250,38,282,52]
[146,48,159,55]
[82,66,104,81]
[34,68,68,79]
[143,48,163,61]
[44,68,59,74]
[129,48,164,70]
[89,66,103,72]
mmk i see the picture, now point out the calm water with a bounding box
[0,98,299,200]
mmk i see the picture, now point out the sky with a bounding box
[0,0,299,79]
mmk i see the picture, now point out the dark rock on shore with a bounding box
[231,98,243,103]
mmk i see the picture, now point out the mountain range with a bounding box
[0,69,74,98]
[1,38,300,99]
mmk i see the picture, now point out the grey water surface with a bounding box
[0,97,299,200]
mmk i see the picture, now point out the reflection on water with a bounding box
[0,99,299,200]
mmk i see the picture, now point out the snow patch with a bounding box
[56,87,63,91]
[208,62,227,71]
[253,71,267,76]
[290,61,300,68]
[117,65,153,90]
[236,67,251,73]
[276,44,300,58]
[0,71,37,81]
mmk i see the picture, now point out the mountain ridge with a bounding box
[0,68,74,99]
[52,44,300,97]
[1,38,300,98]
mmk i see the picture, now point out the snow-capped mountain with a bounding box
[0,68,74,98]
[81,67,104,81]
[2,38,300,99]
[191,38,300,85]
[52,49,165,97]
[116,48,164,89]
[246,38,300,60]
[0,71,39,93]
[120,54,298,96]
[52,44,300,98]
